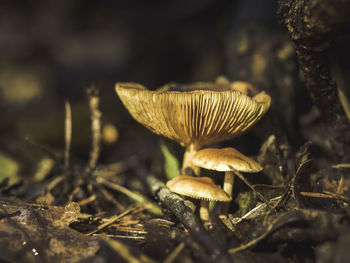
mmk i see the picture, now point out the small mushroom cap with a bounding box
[192,147,262,173]
[166,175,231,202]
[115,82,271,149]
[230,81,258,95]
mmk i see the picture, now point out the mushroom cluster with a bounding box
[115,79,271,222]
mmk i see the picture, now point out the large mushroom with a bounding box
[115,81,271,175]
[192,147,263,217]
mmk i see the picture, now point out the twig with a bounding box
[228,210,302,254]
[136,167,233,263]
[92,182,126,211]
[299,192,335,199]
[232,169,272,209]
[86,205,144,236]
[64,101,72,170]
[251,184,286,189]
[86,86,102,172]
[47,175,65,192]
[95,233,145,241]
[67,186,81,203]
[228,223,275,254]
[25,137,58,160]
[96,156,140,177]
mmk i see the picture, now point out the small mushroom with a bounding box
[115,82,271,174]
[230,81,258,95]
[166,175,231,222]
[192,147,262,217]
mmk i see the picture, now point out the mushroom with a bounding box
[166,175,231,222]
[191,147,263,217]
[115,81,271,175]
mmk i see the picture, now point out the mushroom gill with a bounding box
[115,82,271,173]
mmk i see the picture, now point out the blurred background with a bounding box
[0,0,320,179]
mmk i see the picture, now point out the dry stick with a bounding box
[86,87,102,172]
[64,100,72,170]
[97,233,145,241]
[136,167,233,263]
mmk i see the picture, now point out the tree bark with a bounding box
[278,0,350,162]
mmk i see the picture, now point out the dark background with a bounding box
[0,0,331,167]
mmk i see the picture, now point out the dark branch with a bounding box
[136,167,233,263]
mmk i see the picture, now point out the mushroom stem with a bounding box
[220,171,235,217]
[199,200,210,222]
[182,144,200,176]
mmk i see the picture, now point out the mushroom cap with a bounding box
[115,82,271,149]
[192,147,262,173]
[166,175,231,202]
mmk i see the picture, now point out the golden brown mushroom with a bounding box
[166,175,231,222]
[192,147,263,217]
[115,81,271,174]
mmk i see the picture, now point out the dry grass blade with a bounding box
[332,163,350,169]
[163,242,185,263]
[338,87,350,122]
[64,100,72,170]
[300,191,349,203]
[78,194,96,206]
[96,176,163,216]
[25,136,58,160]
[101,236,156,263]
